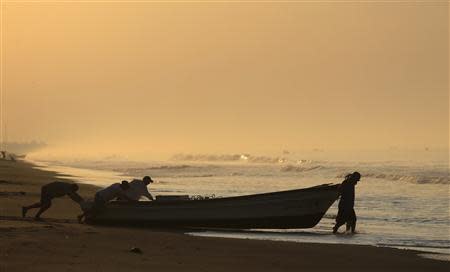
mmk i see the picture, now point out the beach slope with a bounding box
[0,160,447,272]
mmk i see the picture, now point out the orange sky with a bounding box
[1,2,448,157]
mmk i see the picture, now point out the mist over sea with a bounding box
[31,150,449,260]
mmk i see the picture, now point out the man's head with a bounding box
[120,180,130,190]
[143,176,154,185]
[344,172,361,185]
[350,172,361,185]
[71,184,79,192]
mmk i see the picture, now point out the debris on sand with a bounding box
[129,247,143,254]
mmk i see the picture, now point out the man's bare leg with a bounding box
[34,202,51,219]
[345,222,351,233]
[333,221,346,234]
[350,220,357,233]
[22,203,42,218]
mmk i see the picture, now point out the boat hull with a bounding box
[88,184,340,229]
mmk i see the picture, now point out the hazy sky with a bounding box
[2,2,448,157]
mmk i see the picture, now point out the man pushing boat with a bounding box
[333,172,360,234]
[77,180,135,223]
[122,176,154,201]
[22,181,83,220]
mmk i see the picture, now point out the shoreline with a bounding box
[1,159,448,271]
[23,158,450,258]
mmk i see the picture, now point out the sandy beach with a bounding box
[0,160,448,272]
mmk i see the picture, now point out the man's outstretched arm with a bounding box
[68,192,84,204]
[143,190,154,201]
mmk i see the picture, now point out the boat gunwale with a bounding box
[106,183,340,207]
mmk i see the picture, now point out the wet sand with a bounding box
[0,160,448,271]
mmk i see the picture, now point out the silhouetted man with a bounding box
[333,172,360,234]
[124,176,154,201]
[77,180,133,223]
[22,181,83,220]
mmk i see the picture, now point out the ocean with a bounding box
[31,152,449,261]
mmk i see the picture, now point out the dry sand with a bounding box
[0,160,448,272]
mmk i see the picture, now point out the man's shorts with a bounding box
[40,187,53,205]
[336,208,356,225]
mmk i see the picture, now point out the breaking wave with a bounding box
[113,164,198,176]
[171,153,288,164]
[171,153,242,162]
[364,172,448,184]
[281,165,324,172]
[336,172,449,184]
[114,164,192,171]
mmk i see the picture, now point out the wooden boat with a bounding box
[87,184,340,229]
